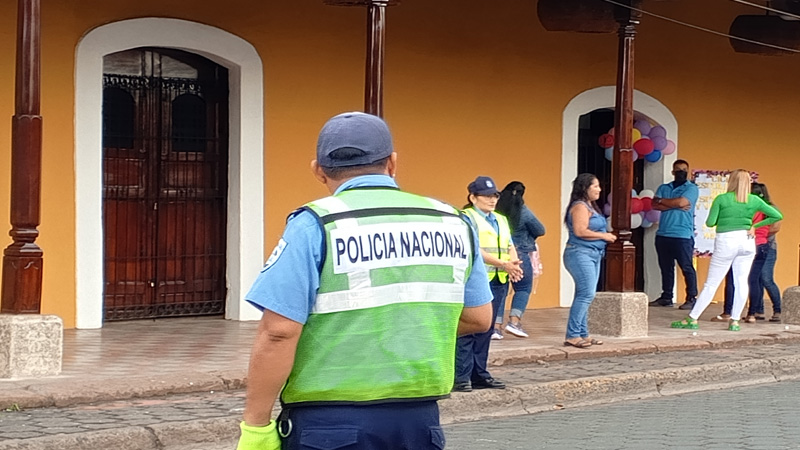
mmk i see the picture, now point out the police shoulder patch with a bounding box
[262,239,288,272]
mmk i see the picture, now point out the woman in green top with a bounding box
[672,169,782,331]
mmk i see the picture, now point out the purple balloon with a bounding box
[649,125,667,138]
[603,203,612,216]
[634,120,652,136]
[645,209,661,223]
[651,136,668,151]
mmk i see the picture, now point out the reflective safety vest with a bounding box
[281,187,475,406]
[463,208,511,283]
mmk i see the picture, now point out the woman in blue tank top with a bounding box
[563,174,617,348]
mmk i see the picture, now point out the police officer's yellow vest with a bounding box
[463,208,511,283]
[280,188,475,406]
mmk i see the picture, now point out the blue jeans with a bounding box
[655,236,698,301]
[503,251,532,319]
[563,245,602,339]
[762,244,781,313]
[279,401,444,450]
[455,279,507,383]
[747,243,769,315]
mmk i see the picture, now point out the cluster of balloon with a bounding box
[603,190,661,229]
[598,120,676,163]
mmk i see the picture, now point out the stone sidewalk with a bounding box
[3,338,800,449]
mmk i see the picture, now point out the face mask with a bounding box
[674,170,688,185]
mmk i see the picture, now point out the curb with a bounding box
[3,353,800,450]
[4,332,800,411]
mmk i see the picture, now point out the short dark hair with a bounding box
[321,148,390,180]
[673,159,689,168]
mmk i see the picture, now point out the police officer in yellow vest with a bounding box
[237,112,494,450]
[453,176,524,392]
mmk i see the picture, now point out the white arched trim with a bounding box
[75,18,265,328]
[560,86,679,307]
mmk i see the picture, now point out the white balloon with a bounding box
[638,189,655,199]
[631,213,643,229]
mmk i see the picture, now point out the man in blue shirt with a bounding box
[237,112,493,450]
[651,159,699,310]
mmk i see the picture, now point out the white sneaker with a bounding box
[505,322,529,338]
[491,331,504,340]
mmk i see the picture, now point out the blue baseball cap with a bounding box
[316,112,394,168]
[468,176,499,196]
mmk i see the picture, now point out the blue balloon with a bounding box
[645,149,662,163]
[604,147,613,161]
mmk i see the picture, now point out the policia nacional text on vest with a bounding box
[282,187,477,407]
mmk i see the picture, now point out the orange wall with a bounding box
[0,0,798,327]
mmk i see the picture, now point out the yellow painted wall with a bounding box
[0,1,798,327]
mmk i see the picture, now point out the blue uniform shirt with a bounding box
[655,181,699,239]
[245,174,493,324]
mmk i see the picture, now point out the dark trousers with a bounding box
[279,402,445,450]
[723,243,779,316]
[655,236,698,301]
[747,243,770,316]
[454,278,507,384]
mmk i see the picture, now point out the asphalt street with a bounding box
[445,380,800,450]
[190,381,800,450]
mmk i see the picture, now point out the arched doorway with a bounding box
[76,18,265,328]
[102,48,229,321]
[577,108,646,293]
[561,87,678,307]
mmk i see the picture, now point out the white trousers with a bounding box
[689,230,756,321]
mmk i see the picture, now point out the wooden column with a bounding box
[2,0,43,314]
[325,0,396,117]
[605,3,640,293]
[364,0,388,117]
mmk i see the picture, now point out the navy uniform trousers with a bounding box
[279,401,445,450]
[454,278,508,384]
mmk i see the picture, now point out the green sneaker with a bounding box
[671,318,699,329]
[728,320,740,331]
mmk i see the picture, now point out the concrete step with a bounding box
[2,341,800,450]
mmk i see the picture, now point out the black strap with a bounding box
[289,206,327,273]
[320,207,461,225]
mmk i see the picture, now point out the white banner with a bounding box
[692,170,758,257]
[329,222,471,274]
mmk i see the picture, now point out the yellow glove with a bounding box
[237,421,282,450]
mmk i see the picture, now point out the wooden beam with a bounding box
[730,15,800,55]
[2,0,43,314]
[605,1,640,293]
[537,0,617,33]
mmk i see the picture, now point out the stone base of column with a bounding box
[0,314,62,378]
[781,286,800,325]
[588,291,649,337]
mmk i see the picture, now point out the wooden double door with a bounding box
[102,48,229,321]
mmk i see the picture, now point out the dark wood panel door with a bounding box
[102,48,228,321]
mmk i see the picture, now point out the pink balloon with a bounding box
[662,140,676,155]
